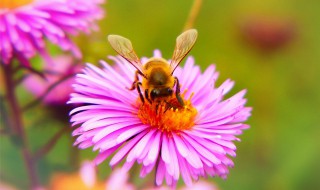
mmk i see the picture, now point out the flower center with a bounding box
[0,0,33,9]
[137,91,197,133]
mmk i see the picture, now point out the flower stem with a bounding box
[183,0,203,31]
[33,127,68,160]
[2,63,40,189]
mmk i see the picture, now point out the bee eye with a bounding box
[167,88,173,93]
[151,89,159,97]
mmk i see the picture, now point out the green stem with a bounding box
[2,63,40,189]
[183,0,203,31]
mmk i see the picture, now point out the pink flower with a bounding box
[69,50,251,187]
[105,168,135,190]
[0,0,104,66]
[79,161,97,188]
[50,160,135,190]
[179,181,219,190]
[143,180,218,190]
[23,55,81,105]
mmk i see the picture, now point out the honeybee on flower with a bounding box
[108,29,197,111]
[69,29,251,187]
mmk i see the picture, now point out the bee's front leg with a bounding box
[174,77,184,107]
[127,70,140,90]
[136,82,144,104]
[145,89,152,104]
[127,71,144,104]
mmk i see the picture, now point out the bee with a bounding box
[107,29,198,107]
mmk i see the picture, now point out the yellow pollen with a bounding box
[0,0,33,9]
[137,91,197,133]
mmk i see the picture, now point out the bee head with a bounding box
[150,88,173,100]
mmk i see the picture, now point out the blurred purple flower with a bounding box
[23,55,81,105]
[144,180,219,190]
[50,160,135,190]
[79,161,97,188]
[0,0,104,66]
[69,50,251,187]
[240,17,295,53]
[106,167,136,190]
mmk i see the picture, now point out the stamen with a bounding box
[137,91,197,133]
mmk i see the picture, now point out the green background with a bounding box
[1,0,320,189]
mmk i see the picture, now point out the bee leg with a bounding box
[145,89,152,104]
[163,101,174,113]
[126,71,144,104]
[174,77,184,106]
[155,103,159,114]
[127,71,140,90]
[136,82,145,104]
[155,102,161,115]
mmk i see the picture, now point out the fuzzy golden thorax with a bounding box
[142,58,175,99]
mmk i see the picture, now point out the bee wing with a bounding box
[108,35,145,76]
[170,29,198,74]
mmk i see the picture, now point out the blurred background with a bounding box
[1,0,320,189]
